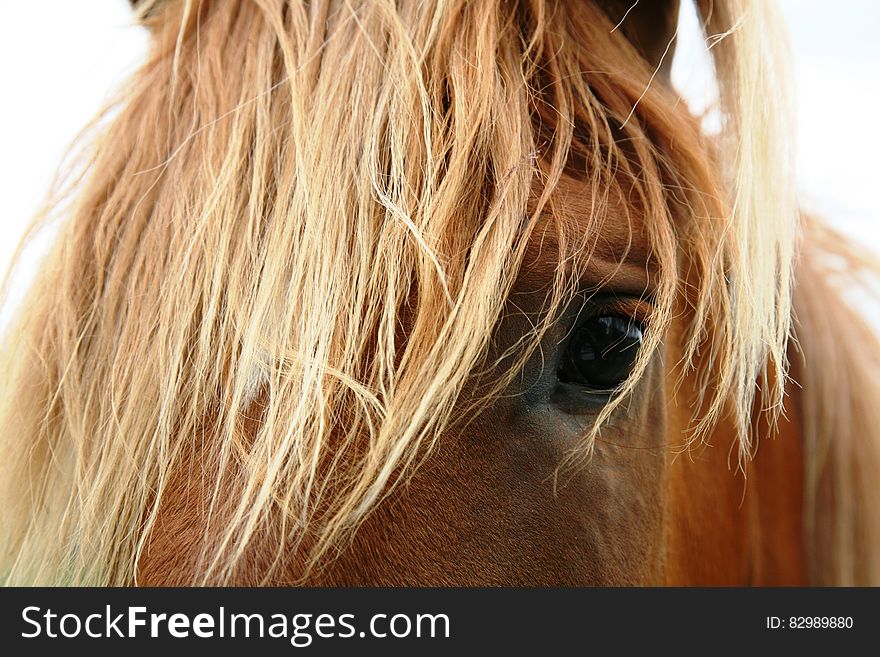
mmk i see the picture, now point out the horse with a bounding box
[1,0,878,586]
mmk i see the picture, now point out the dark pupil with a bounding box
[558,315,643,391]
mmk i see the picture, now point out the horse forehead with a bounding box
[522,174,653,290]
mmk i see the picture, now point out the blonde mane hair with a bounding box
[0,0,875,585]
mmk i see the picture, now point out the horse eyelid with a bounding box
[574,293,654,329]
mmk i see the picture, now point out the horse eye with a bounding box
[557,315,644,392]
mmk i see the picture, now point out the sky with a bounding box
[673,0,880,238]
[1,1,878,325]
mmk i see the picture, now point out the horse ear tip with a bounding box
[130,0,160,22]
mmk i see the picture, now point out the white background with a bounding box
[1,1,878,326]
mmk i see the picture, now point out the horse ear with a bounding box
[596,0,681,78]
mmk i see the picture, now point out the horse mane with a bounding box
[0,0,867,585]
[793,216,880,585]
